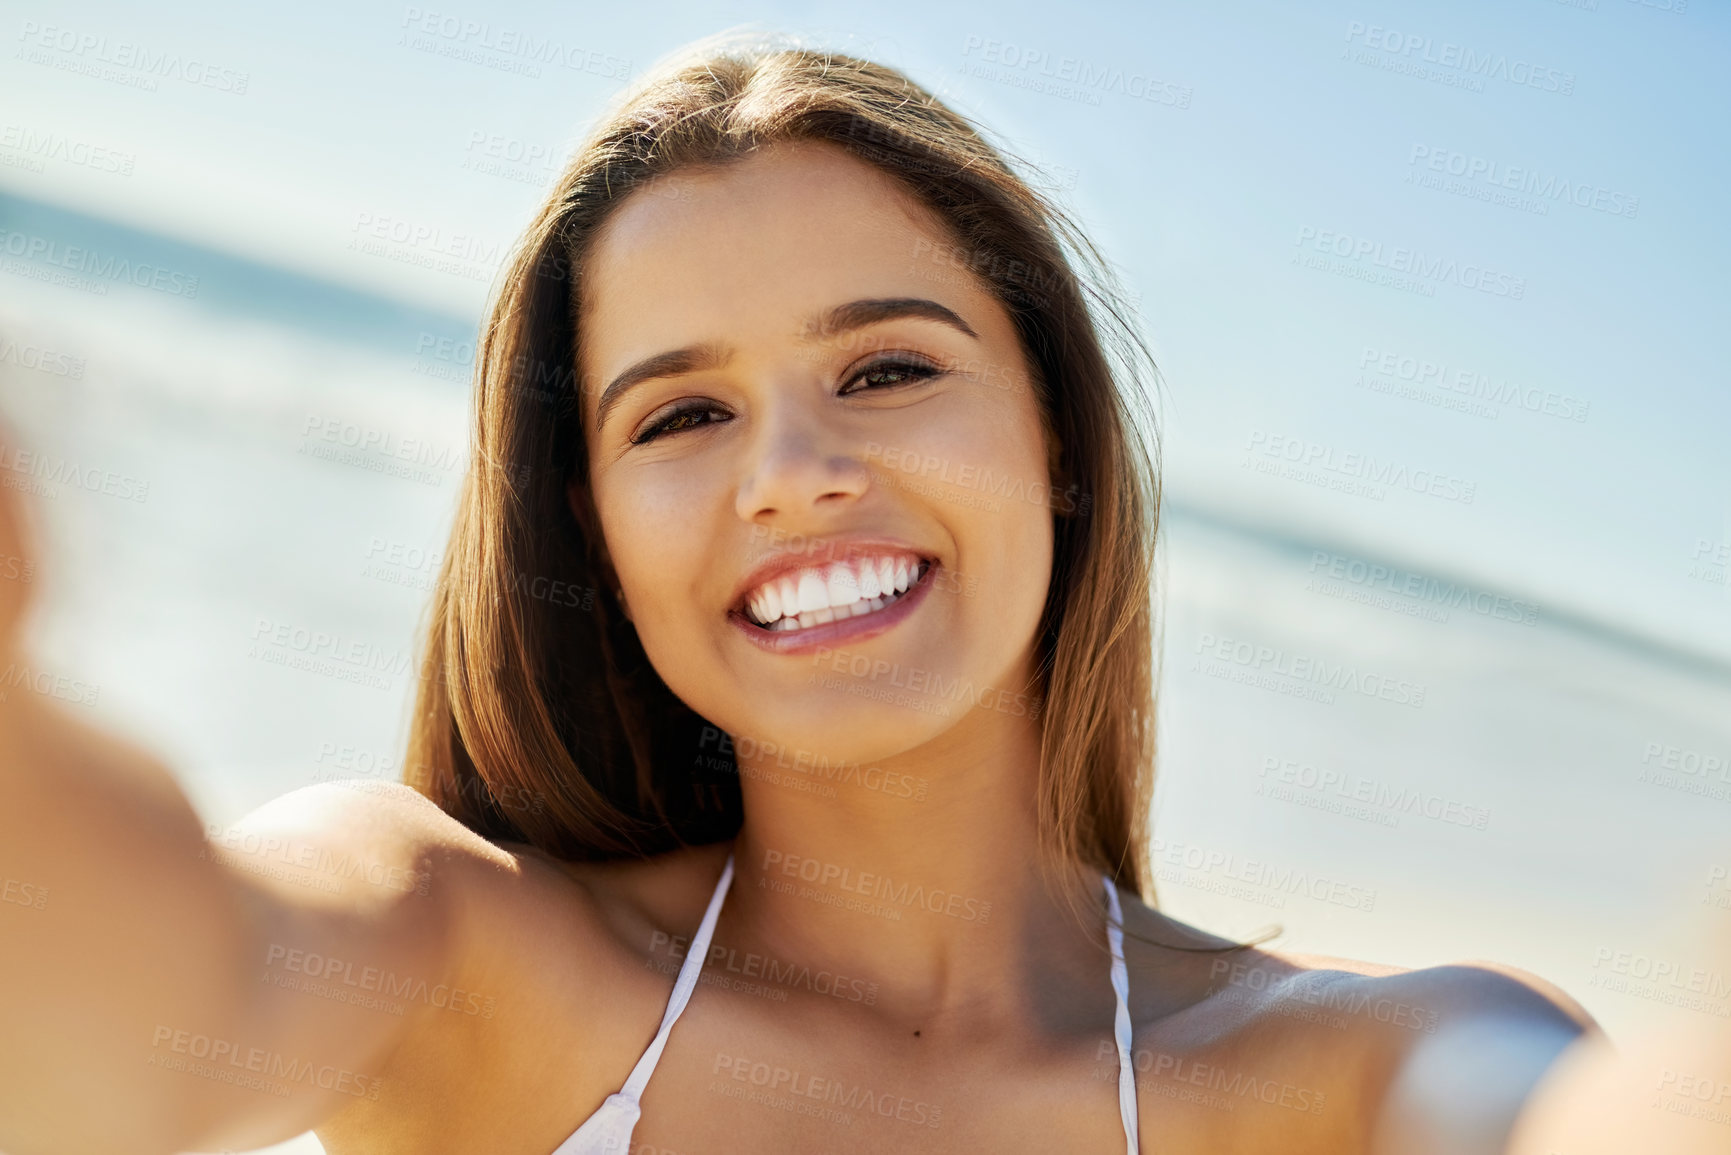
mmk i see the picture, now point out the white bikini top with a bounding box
[553,853,1141,1153]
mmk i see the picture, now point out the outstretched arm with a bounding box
[0,428,493,1155]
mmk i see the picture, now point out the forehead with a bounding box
[577,140,974,388]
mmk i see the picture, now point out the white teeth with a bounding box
[825,564,861,606]
[743,554,930,630]
[796,571,829,614]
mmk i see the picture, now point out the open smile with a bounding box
[729,548,939,653]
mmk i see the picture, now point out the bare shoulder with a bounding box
[221,778,518,871]
[218,779,719,930]
[1265,946,1598,1036]
[1111,899,1597,1153]
[267,785,732,1152]
[227,778,735,992]
[1117,891,1599,1029]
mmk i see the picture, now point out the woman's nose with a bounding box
[733,405,873,524]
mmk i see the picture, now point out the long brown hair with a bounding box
[405,34,1164,901]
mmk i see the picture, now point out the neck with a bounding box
[725,703,1108,1028]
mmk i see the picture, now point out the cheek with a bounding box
[889,392,1054,632]
[596,466,723,629]
[881,389,1044,497]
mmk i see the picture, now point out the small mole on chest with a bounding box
[913,1030,921,1037]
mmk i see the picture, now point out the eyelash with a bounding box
[628,356,943,445]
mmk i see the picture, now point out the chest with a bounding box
[332,979,1359,1155]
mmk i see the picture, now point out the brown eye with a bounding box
[844,357,941,394]
[660,411,707,434]
[631,403,728,445]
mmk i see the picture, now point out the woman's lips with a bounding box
[729,559,938,654]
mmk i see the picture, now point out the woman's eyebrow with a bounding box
[592,298,978,433]
[804,297,979,342]
[594,341,732,432]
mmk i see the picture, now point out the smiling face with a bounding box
[575,139,1056,764]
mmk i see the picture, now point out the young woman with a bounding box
[1,39,1620,1155]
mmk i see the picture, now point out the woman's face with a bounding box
[576,139,1056,764]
